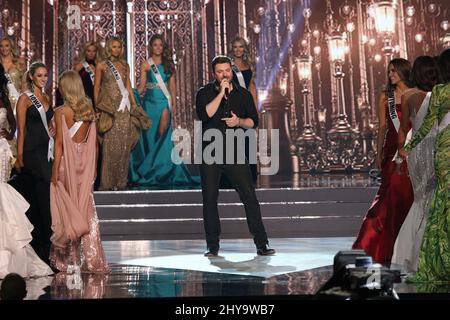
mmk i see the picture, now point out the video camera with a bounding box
[315,250,402,300]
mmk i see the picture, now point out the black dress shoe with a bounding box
[204,248,219,257]
[257,244,275,256]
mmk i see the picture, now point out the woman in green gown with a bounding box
[400,49,450,283]
[129,35,199,188]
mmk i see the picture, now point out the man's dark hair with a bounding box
[212,55,232,72]
[0,273,27,300]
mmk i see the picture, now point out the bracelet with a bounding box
[237,118,240,127]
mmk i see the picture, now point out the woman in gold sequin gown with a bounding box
[0,37,26,113]
[94,37,150,191]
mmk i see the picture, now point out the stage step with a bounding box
[95,187,377,241]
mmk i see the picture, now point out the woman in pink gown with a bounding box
[353,59,414,264]
[49,70,108,273]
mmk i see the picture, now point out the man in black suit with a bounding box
[195,55,275,257]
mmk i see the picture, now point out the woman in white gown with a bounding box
[391,56,440,273]
[0,67,53,279]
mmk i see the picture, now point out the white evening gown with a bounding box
[0,107,53,278]
[391,92,437,274]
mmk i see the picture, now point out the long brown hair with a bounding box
[148,34,175,75]
[384,58,411,93]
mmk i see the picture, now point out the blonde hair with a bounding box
[102,36,124,61]
[0,37,20,61]
[228,36,255,75]
[79,41,99,63]
[59,70,95,122]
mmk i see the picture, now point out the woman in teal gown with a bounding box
[129,35,199,188]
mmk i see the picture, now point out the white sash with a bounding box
[231,63,247,89]
[147,58,172,111]
[5,73,20,102]
[388,92,400,133]
[69,121,83,138]
[25,91,54,161]
[439,110,450,133]
[106,60,131,113]
[82,61,95,84]
[388,92,401,162]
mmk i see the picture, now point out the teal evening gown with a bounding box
[129,64,199,189]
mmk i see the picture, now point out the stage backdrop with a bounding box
[0,0,448,173]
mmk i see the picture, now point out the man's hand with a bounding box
[220,78,231,98]
[221,111,240,128]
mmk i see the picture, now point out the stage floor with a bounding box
[16,237,450,300]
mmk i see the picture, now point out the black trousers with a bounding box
[200,163,268,249]
[8,169,52,265]
[219,135,257,188]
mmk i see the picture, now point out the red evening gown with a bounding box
[352,103,414,264]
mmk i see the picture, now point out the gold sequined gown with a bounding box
[6,68,22,113]
[96,62,133,191]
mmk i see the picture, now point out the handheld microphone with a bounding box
[224,87,229,98]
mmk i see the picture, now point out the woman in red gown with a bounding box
[353,58,414,264]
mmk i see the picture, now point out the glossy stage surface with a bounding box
[11,238,450,300]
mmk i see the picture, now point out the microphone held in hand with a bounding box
[224,87,229,98]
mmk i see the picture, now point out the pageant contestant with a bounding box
[228,36,258,185]
[399,49,450,282]
[0,68,53,278]
[73,41,99,110]
[94,36,150,191]
[55,42,99,109]
[228,36,257,104]
[73,41,101,189]
[50,70,108,273]
[353,58,414,264]
[0,37,26,113]
[391,56,439,274]
[129,34,199,188]
[13,62,54,265]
